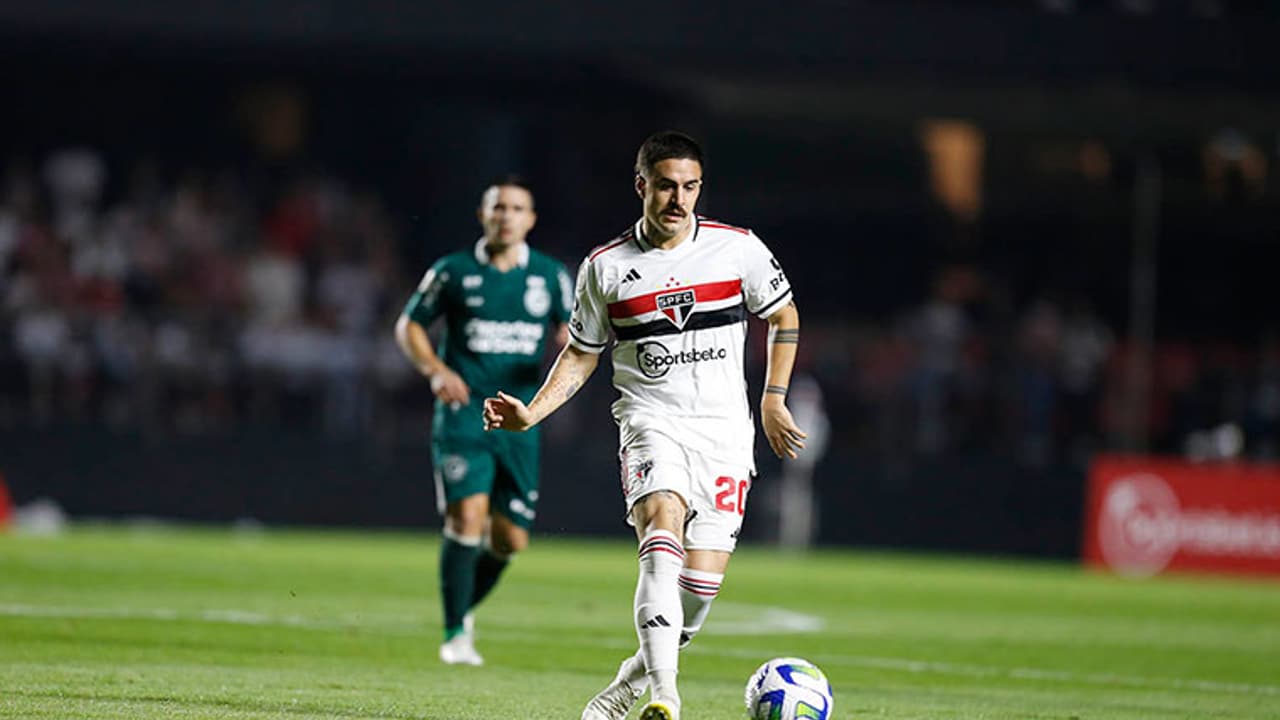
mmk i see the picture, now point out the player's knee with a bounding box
[446,498,489,536]
[633,491,687,537]
[490,526,528,556]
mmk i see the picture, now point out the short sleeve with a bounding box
[567,258,609,354]
[550,262,574,325]
[402,258,450,326]
[741,232,793,318]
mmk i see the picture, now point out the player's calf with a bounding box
[676,568,722,649]
[634,529,684,718]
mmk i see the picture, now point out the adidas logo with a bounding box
[622,268,642,283]
[640,614,671,629]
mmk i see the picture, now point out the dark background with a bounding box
[2,0,1278,558]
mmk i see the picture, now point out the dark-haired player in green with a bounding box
[395,177,572,665]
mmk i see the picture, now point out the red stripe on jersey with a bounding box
[589,233,633,261]
[608,279,743,319]
[698,218,750,235]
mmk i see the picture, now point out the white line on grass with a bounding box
[0,603,337,630]
[3,602,1276,699]
[696,604,826,635]
[0,601,824,636]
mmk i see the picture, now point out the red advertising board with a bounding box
[1083,455,1280,577]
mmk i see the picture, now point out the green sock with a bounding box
[470,550,511,610]
[440,536,481,641]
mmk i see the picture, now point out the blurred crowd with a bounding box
[2,149,1277,466]
[0,148,417,437]
[803,267,1280,467]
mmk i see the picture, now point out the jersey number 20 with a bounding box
[713,476,749,515]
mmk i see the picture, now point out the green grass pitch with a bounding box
[1,525,1277,719]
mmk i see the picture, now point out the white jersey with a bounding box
[568,216,793,469]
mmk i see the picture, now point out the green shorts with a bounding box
[432,434,540,530]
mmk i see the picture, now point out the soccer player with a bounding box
[483,132,805,720]
[395,176,573,666]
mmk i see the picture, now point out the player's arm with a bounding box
[760,301,807,459]
[483,343,598,432]
[394,314,470,406]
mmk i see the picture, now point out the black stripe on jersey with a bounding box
[569,327,608,349]
[612,304,746,341]
[751,288,793,318]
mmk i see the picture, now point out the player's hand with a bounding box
[483,391,536,432]
[761,399,807,459]
[429,367,471,409]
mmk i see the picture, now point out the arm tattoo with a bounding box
[765,385,788,396]
[562,380,581,401]
[769,328,800,345]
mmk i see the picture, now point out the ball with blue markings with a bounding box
[744,657,834,719]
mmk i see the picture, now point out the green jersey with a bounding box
[403,239,572,442]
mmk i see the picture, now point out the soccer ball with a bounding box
[744,657,834,720]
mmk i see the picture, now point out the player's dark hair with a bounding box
[635,131,704,179]
[484,174,534,205]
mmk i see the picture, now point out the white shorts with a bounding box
[619,430,754,553]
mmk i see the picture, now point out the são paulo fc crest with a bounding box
[656,289,695,329]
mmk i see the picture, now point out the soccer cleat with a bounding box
[438,632,484,666]
[638,699,679,720]
[580,655,646,720]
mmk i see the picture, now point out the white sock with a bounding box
[616,567,725,690]
[677,568,723,649]
[649,670,678,707]
[634,530,684,702]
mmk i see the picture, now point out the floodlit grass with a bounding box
[1,525,1277,719]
